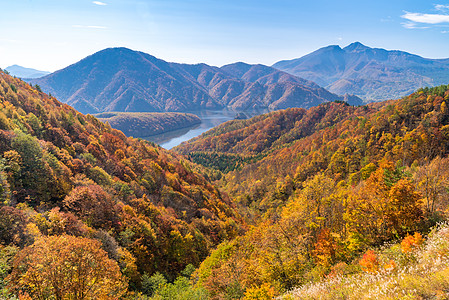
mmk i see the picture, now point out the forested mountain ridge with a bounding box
[95,112,201,137]
[29,47,361,114]
[176,102,361,158]
[273,42,449,101]
[30,48,218,114]
[221,62,320,88]
[176,84,449,298]
[0,70,244,298]
[178,85,449,216]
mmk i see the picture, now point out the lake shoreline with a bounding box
[143,109,269,149]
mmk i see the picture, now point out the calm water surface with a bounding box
[143,110,267,149]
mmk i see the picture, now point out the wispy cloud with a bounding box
[72,25,108,29]
[401,21,429,29]
[435,4,449,12]
[93,1,107,5]
[402,12,449,24]
[0,38,22,43]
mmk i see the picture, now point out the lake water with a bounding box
[143,110,267,149]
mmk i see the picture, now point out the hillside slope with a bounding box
[177,86,449,214]
[273,42,449,101]
[176,85,449,298]
[0,70,243,291]
[30,47,361,114]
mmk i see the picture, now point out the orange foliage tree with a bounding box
[347,162,423,242]
[387,178,423,235]
[359,249,379,273]
[63,184,119,229]
[401,232,424,253]
[7,235,127,300]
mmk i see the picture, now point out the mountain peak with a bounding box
[319,45,343,52]
[94,47,141,57]
[343,42,369,52]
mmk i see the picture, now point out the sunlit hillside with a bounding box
[0,70,243,299]
[177,84,449,299]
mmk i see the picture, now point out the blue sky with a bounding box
[1,0,449,71]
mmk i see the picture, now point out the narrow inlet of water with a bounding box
[142,109,267,149]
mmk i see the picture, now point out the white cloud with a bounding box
[402,11,449,24]
[93,1,107,5]
[72,25,108,29]
[435,4,449,12]
[401,5,449,32]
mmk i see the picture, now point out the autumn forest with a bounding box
[1,65,449,300]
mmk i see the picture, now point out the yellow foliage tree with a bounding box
[243,283,276,300]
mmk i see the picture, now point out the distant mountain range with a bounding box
[273,42,449,101]
[5,65,50,79]
[30,47,361,114]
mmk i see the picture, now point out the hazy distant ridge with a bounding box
[5,65,50,79]
[273,42,449,101]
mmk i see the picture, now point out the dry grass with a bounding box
[280,224,449,300]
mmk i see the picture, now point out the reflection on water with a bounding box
[145,123,202,145]
[143,109,267,149]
